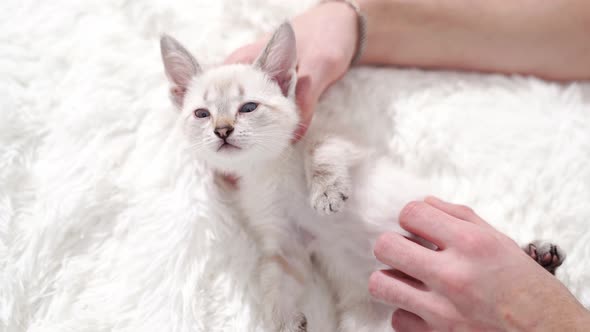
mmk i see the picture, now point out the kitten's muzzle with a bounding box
[214,125,234,139]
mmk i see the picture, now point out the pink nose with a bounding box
[214,126,234,139]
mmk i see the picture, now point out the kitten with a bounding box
[160,23,565,332]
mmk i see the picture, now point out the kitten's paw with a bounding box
[268,312,307,332]
[292,313,307,332]
[524,240,566,275]
[311,179,350,215]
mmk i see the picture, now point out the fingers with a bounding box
[374,232,439,282]
[369,270,437,318]
[391,309,432,332]
[223,42,265,65]
[424,196,490,227]
[399,201,474,249]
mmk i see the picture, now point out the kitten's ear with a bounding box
[254,22,297,98]
[160,35,201,108]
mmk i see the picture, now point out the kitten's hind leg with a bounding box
[259,253,309,332]
[523,240,566,275]
[254,226,311,332]
[305,136,365,215]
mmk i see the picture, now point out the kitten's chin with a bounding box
[201,149,252,175]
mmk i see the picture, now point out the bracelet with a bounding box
[321,0,367,65]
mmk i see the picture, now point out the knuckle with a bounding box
[456,204,474,217]
[456,232,480,249]
[390,310,404,329]
[368,271,383,297]
[441,270,472,294]
[455,230,495,252]
[430,305,462,330]
[374,232,394,258]
[369,271,409,307]
[399,201,423,228]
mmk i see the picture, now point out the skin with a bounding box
[225,0,590,329]
[226,0,590,137]
[358,0,590,80]
[371,197,590,331]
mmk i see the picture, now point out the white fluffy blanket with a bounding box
[1,0,589,331]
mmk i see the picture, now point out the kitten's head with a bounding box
[160,23,299,173]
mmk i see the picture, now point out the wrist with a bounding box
[319,0,364,66]
[498,278,590,332]
[298,1,357,78]
[573,309,590,331]
[355,0,396,65]
[542,306,590,332]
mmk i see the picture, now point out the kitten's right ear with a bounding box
[160,35,201,108]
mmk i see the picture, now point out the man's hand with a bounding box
[370,196,590,331]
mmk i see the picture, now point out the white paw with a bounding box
[264,311,307,332]
[289,313,307,332]
[311,180,350,215]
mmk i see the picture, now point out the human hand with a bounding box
[369,197,590,331]
[225,1,358,140]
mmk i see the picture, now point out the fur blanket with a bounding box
[1,0,589,331]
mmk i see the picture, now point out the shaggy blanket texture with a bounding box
[1,0,589,331]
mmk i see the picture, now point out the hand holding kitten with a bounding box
[224,1,358,140]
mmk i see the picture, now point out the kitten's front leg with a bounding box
[305,137,364,215]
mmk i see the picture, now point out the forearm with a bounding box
[539,304,590,332]
[357,0,590,80]
[502,284,590,331]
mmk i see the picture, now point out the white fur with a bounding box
[182,64,298,172]
[161,21,583,331]
[1,0,589,331]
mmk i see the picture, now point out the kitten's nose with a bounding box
[214,126,234,139]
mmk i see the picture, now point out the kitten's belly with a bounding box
[292,156,429,283]
[238,151,429,283]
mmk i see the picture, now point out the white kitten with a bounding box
[160,23,565,332]
[161,23,414,331]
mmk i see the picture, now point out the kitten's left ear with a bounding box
[254,22,297,98]
[160,34,201,108]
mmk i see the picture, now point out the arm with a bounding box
[225,0,590,137]
[358,0,590,80]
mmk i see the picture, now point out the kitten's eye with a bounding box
[239,102,259,113]
[194,109,210,118]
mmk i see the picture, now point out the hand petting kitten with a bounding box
[224,1,358,140]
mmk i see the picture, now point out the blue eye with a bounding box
[194,109,210,118]
[239,102,258,113]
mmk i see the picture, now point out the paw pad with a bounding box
[525,241,566,275]
[311,182,350,215]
